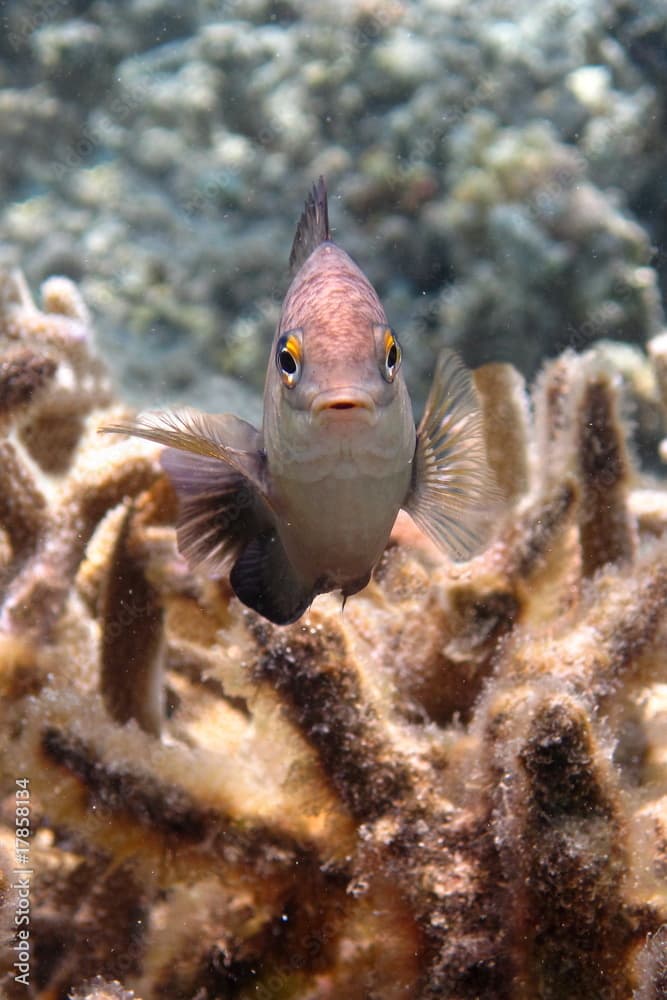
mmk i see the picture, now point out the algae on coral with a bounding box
[0,269,666,998]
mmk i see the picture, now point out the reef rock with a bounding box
[0,270,666,999]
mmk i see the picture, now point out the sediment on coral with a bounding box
[649,331,667,464]
[0,269,666,999]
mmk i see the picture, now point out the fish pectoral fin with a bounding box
[230,532,315,625]
[161,448,270,577]
[101,408,270,506]
[403,349,502,561]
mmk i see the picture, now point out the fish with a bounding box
[101,177,499,625]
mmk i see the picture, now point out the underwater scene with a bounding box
[0,0,666,997]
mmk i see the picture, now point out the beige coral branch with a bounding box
[0,270,666,999]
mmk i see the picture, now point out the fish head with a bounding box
[263,243,415,476]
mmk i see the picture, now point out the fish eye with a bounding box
[382,329,402,382]
[276,331,302,388]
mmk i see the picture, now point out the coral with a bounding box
[0,270,161,649]
[0,269,666,999]
[426,117,663,383]
[69,981,138,1000]
[649,330,667,463]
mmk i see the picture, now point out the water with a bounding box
[1,0,665,438]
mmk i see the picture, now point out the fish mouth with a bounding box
[311,388,377,420]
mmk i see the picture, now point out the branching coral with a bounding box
[649,331,667,464]
[431,118,664,385]
[0,269,666,999]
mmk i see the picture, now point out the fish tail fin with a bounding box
[404,349,503,560]
[230,531,316,625]
[289,175,330,274]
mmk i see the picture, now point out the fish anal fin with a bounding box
[230,532,315,625]
[289,176,330,274]
[404,349,502,561]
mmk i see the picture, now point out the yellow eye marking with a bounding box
[276,330,303,388]
[383,328,401,381]
[285,333,301,363]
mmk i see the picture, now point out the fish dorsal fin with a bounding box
[403,350,501,560]
[289,175,330,274]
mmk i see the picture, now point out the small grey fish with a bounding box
[103,178,498,624]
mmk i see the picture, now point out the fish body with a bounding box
[103,178,497,624]
[263,240,416,595]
